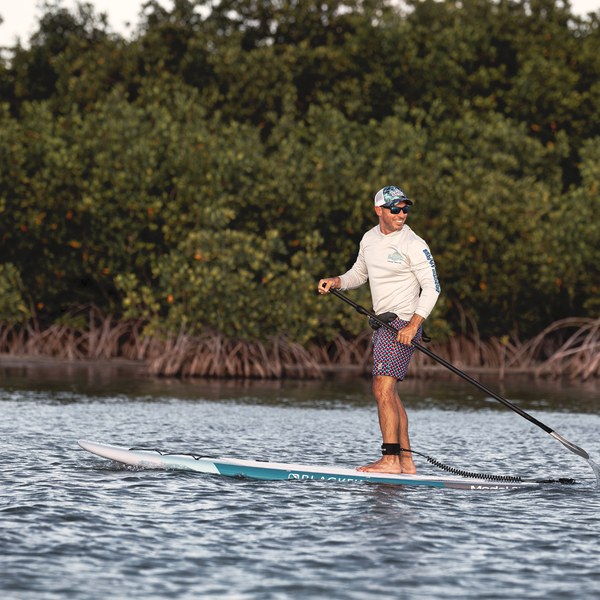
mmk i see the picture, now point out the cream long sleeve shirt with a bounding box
[338,224,440,320]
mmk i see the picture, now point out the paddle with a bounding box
[327,287,590,461]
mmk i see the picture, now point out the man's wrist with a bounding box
[408,315,425,328]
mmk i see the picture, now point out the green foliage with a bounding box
[544,136,600,318]
[1,0,599,344]
[52,312,88,329]
[6,2,113,107]
[0,263,30,323]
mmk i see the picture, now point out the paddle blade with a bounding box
[550,431,590,459]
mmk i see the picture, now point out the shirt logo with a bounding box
[387,251,404,263]
[423,249,441,293]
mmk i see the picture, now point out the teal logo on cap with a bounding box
[383,186,406,205]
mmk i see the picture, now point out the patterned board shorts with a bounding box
[372,318,423,381]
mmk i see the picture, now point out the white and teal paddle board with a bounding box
[78,439,547,490]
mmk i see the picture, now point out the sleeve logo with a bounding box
[423,249,441,293]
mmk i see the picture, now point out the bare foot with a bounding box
[357,456,402,473]
[356,455,418,474]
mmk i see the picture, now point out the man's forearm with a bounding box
[407,314,425,329]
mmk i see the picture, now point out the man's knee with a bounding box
[372,375,398,401]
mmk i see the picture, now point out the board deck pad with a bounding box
[78,440,547,490]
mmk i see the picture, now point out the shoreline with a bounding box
[3,318,599,380]
[0,354,576,379]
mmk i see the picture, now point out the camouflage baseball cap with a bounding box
[374,186,413,207]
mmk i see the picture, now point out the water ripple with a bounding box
[1,372,600,599]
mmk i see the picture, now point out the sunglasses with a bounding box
[383,204,410,214]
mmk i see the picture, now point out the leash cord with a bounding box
[400,448,524,482]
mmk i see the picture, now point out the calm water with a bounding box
[1,363,600,600]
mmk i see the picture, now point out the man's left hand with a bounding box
[397,325,419,346]
[396,315,425,346]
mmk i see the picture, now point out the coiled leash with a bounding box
[381,443,575,484]
[381,443,522,482]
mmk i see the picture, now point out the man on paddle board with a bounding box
[318,186,440,474]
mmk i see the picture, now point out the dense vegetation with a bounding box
[1,0,599,345]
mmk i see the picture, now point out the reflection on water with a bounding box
[1,361,599,413]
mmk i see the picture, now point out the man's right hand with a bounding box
[318,277,341,294]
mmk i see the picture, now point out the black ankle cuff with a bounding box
[381,443,401,455]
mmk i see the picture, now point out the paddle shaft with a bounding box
[328,288,589,460]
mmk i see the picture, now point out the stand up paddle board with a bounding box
[78,439,555,490]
